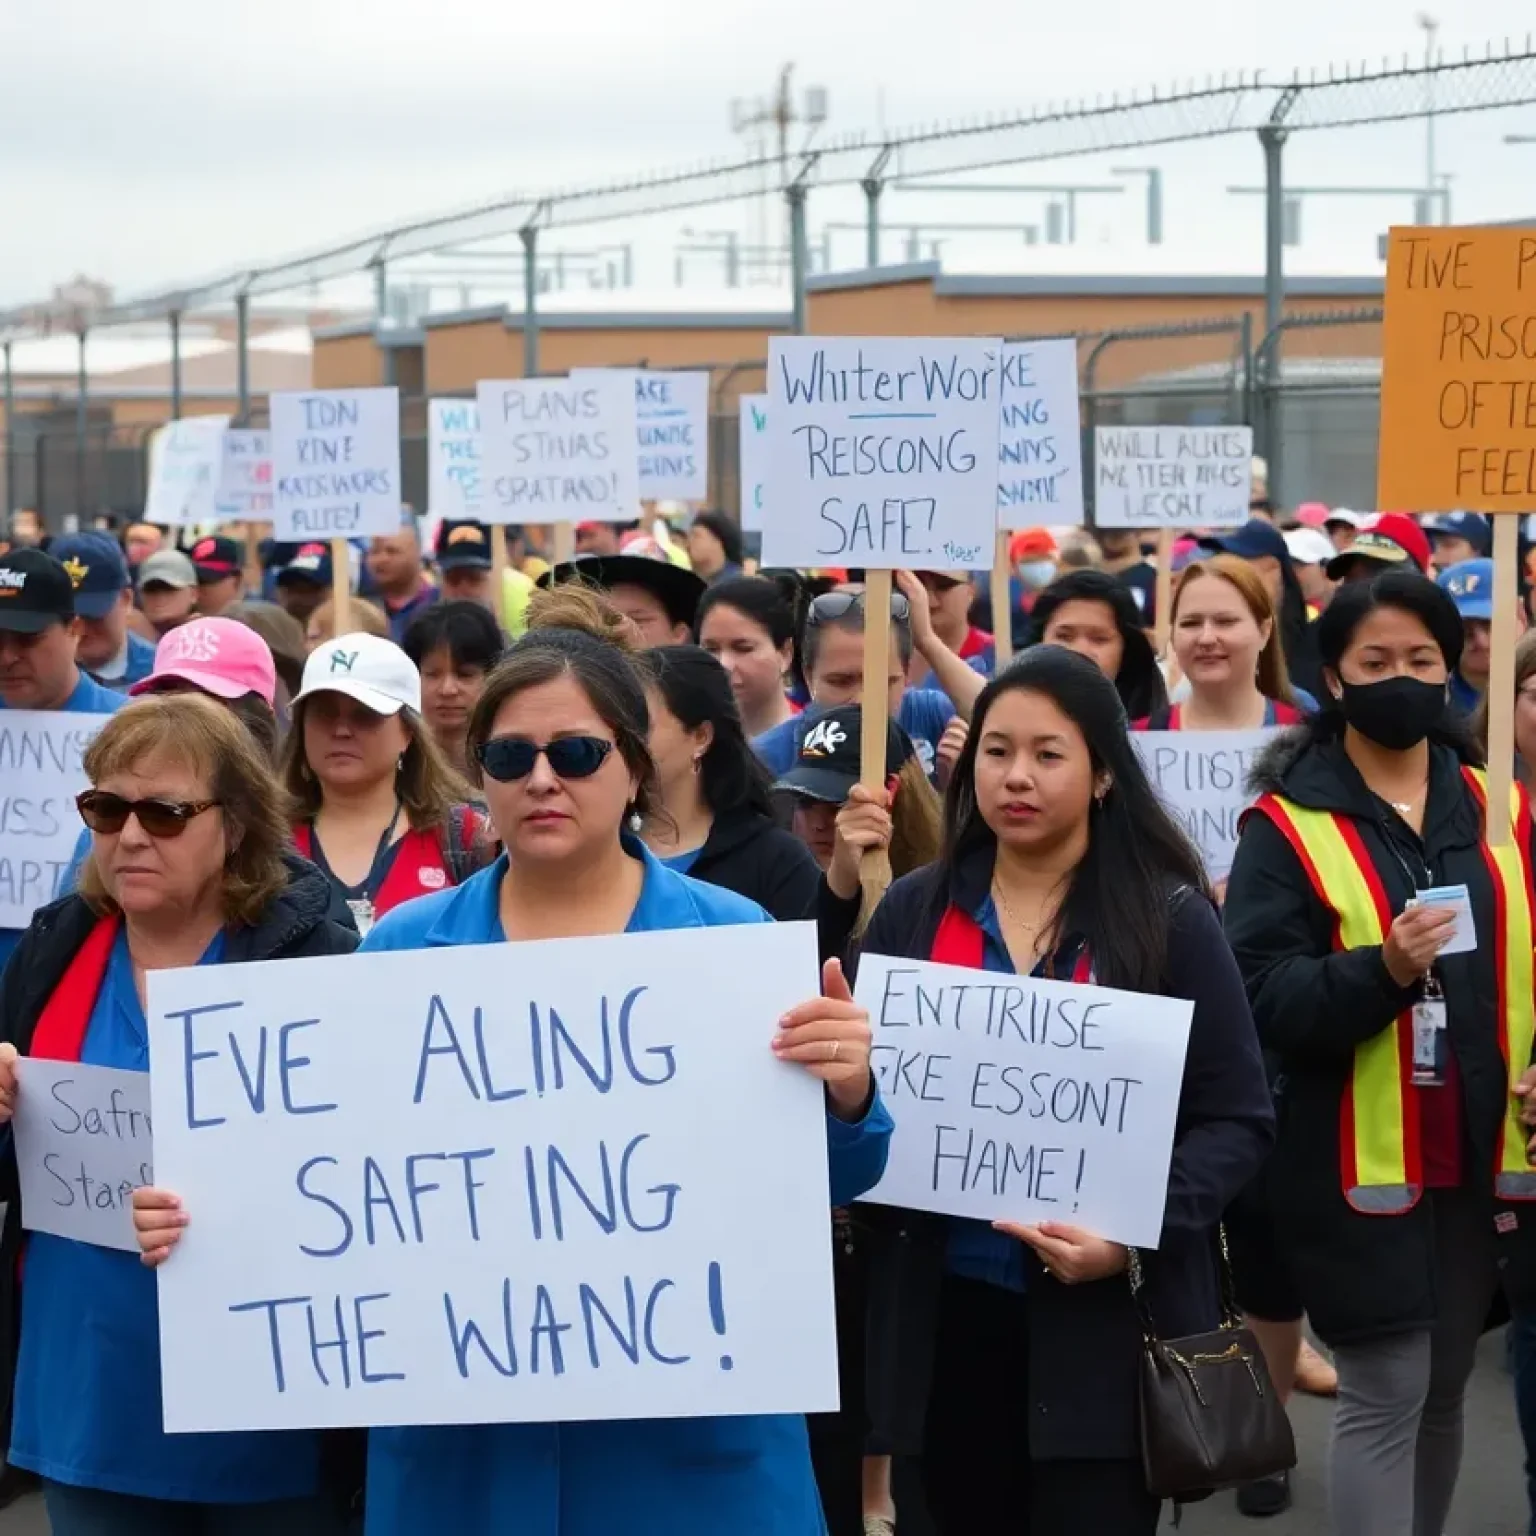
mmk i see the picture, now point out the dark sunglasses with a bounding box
[477,735,615,783]
[807,591,911,627]
[77,791,220,838]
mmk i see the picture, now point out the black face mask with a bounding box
[1337,676,1446,751]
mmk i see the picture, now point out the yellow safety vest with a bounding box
[1251,766,1536,1213]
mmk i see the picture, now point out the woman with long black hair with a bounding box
[855,645,1273,1534]
[640,644,821,921]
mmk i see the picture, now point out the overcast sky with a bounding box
[4,0,1536,308]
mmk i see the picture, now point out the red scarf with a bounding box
[31,915,121,1063]
[930,903,1093,982]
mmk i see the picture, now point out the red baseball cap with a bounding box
[1366,513,1432,574]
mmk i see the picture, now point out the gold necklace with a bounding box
[992,878,1059,944]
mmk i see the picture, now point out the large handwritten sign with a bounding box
[270,388,402,541]
[1094,425,1252,528]
[428,399,482,520]
[739,394,768,534]
[997,340,1084,528]
[214,429,272,521]
[762,337,1003,571]
[0,710,112,928]
[14,1060,152,1253]
[146,922,838,1432]
[854,954,1191,1248]
[1132,729,1277,880]
[144,417,231,527]
[1379,225,1536,511]
[575,369,711,502]
[477,376,640,525]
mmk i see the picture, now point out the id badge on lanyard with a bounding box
[1411,974,1448,1088]
[347,897,376,938]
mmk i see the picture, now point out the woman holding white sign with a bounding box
[854,645,1273,1534]
[1225,570,1536,1536]
[0,693,359,1535]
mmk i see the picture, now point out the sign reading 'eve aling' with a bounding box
[762,336,1004,572]
[146,923,839,1433]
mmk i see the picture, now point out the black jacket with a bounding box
[1224,732,1536,1343]
[687,808,821,923]
[850,847,1274,1461]
[0,858,359,1488]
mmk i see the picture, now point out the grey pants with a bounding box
[1329,1186,1500,1536]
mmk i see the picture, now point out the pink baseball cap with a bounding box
[130,617,277,706]
[1294,501,1330,528]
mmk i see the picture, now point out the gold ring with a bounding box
[830,1040,841,1062]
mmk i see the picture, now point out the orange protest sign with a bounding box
[1377,225,1536,513]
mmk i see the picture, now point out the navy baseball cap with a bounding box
[1424,511,1491,556]
[1198,518,1289,564]
[0,548,75,632]
[277,542,332,587]
[50,532,130,618]
[436,520,493,572]
[1437,557,1494,622]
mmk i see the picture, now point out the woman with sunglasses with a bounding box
[136,584,892,1536]
[639,644,821,921]
[0,693,357,1536]
[280,633,491,935]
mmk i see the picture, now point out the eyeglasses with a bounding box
[77,791,220,838]
[477,735,616,783]
[807,591,911,627]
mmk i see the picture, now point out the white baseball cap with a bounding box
[1324,508,1367,529]
[294,633,422,717]
[1283,528,1336,567]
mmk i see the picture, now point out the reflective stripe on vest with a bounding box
[1252,767,1536,1213]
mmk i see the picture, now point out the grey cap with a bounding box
[138,549,198,590]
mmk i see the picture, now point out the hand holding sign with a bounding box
[772,957,874,1118]
[0,1043,16,1123]
[132,1187,189,1267]
[998,1219,1128,1285]
[1381,903,1461,987]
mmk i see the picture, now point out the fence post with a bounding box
[2,338,13,519]
[1259,89,1297,507]
[235,292,250,426]
[788,184,810,335]
[75,328,89,523]
[169,309,183,421]
[862,146,893,269]
[520,217,541,376]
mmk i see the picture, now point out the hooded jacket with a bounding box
[1224,728,1536,1342]
[686,807,822,923]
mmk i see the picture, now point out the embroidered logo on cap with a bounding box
[802,718,848,757]
[60,557,88,587]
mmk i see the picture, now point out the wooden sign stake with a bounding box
[1485,513,1519,847]
[489,525,509,629]
[859,569,896,915]
[991,529,1014,667]
[552,522,575,567]
[329,536,350,635]
[1153,528,1175,658]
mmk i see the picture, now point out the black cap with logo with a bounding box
[436,520,493,571]
[0,548,76,633]
[774,704,916,805]
[190,534,243,581]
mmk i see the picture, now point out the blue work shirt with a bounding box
[89,629,157,693]
[754,689,957,782]
[9,929,323,1503]
[0,670,125,975]
[358,839,893,1536]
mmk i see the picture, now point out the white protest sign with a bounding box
[146,921,838,1432]
[575,369,711,502]
[762,336,1003,571]
[428,398,482,520]
[270,387,402,541]
[478,376,640,525]
[739,394,768,533]
[1132,728,1278,881]
[1093,425,1253,529]
[997,340,1085,529]
[854,953,1192,1249]
[144,416,231,527]
[14,1060,153,1254]
[0,710,113,928]
[214,429,273,521]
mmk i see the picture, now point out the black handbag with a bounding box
[1128,1235,1297,1501]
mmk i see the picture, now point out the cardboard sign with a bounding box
[854,954,1193,1249]
[1378,225,1536,511]
[477,376,641,525]
[214,429,272,521]
[14,1060,153,1253]
[270,387,402,541]
[145,922,838,1432]
[0,710,112,928]
[1094,425,1252,528]
[428,399,483,520]
[144,417,231,527]
[1131,729,1279,881]
[761,336,1004,571]
[739,394,769,533]
[574,369,710,502]
[997,340,1085,529]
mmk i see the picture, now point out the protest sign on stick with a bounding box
[213,428,271,522]
[14,1060,152,1253]
[1377,225,1536,845]
[145,416,231,527]
[854,953,1193,1248]
[270,388,401,543]
[330,538,351,633]
[1093,426,1252,530]
[991,531,1014,667]
[573,369,711,503]
[146,922,838,1432]
[1153,528,1176,656]
[739,394,769,534]
[0,710,112,928]
[427,399,482,521]
[996,339,1085,531]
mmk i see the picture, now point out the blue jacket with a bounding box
[358,841,893,1536]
